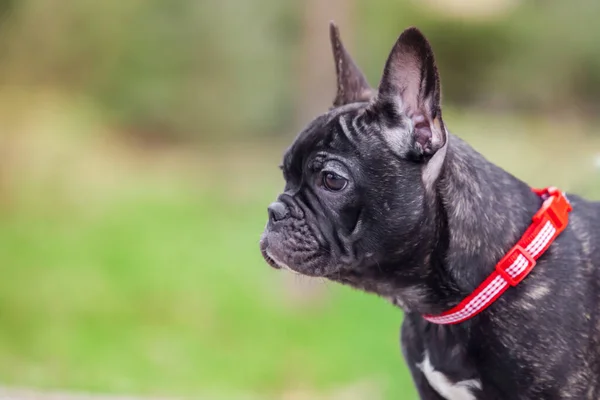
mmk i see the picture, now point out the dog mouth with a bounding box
[261,247,281,270]
[264,249,300,274]
[260,237,302,274]
[259,204,355,277]
[261,228,334,276]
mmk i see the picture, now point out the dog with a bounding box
[259,23,600,399]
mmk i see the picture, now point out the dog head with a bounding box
[260,24,448,279]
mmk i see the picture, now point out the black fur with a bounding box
[259,24,600,399]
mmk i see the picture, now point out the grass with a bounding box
[0,190,411,399]
[0,104,598,400]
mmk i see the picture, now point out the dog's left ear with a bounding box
[329,22,375,107]
[374,27,446,161]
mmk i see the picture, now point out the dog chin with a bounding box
[260,233,333,277]
[263,249,301,275]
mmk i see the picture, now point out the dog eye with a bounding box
[322,172,347,191]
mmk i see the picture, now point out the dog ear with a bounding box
[329,21,375,108]
[374,27,446,159]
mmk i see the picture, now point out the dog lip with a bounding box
[260,236,298,273]
[260,238,281,270]
[262,250,281,269]
[265,249,301,274]
[260,235,304,274]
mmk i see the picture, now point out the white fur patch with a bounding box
[417,352,481,400]
[422,129,449,191]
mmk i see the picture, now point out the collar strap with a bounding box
[423,187,572,325]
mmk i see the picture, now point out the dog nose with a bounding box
[268,201,288,222]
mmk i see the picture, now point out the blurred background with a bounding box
[1,0,600,399]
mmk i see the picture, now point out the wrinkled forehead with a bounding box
[283,102,369,169]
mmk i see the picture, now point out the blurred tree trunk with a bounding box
[283,0,356,307]
[0,136,14,211]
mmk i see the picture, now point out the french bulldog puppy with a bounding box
[260,23,600,399]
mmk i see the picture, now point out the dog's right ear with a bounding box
[373,27,446,158]
[329,21,375,108]
[372,27,447,191]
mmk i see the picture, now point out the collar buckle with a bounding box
[532,187,572,233]
[495,245,536,287]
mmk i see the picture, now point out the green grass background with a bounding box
[0,105,599,399]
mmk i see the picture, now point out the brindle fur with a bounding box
[260,23,600,399]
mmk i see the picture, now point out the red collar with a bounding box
[423,187,572,325]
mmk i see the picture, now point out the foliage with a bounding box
[0,0,296,142]
[2,0,600,142]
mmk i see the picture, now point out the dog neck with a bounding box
[437,134,543,289]
[332,133,544,316]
